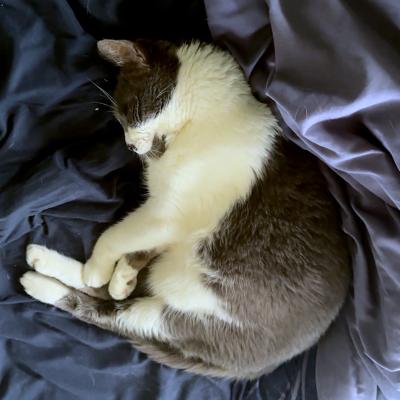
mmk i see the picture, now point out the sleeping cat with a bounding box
[20,39,350,379]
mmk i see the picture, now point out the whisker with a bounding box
[86,101,115,109]
[156,83,173,100]
[89,79,117,107]
[83,102,115,116]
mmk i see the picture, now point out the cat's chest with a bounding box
[143,145,258,238]
[145,152,204,196]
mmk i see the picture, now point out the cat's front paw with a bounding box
[20,271,71,305]
[108,255,138,300]
[83,258,115,288]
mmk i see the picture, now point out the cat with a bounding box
[20,39,350,379]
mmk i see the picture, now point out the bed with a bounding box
[1,1,399,399]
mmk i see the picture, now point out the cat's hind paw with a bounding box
[26,244,50,271]
[20,271,71,305]
[26,244,85,289]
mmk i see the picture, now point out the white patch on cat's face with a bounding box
[124,104,183,155]
[125,125,156,155]
[121,41,258,158]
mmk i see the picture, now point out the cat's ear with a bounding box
[97,39,148,68]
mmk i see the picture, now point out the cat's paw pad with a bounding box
[26,244,50,270]
[108,256,138,300]
[20,271,71,305]
[83,260,114,288]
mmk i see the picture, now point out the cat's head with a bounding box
[97,39,183,156]
[98,39,243,157]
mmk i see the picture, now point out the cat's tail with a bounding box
[131,339,238,379]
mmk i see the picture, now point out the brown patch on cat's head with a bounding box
[97,39,179,157]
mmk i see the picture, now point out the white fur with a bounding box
[27,43,278,330]
[125,126,155,155]
[116,297,166,338]
[27,244,85,289]
[108,255,138,300]
[83,257,114,288]
[147,245,233,321]
[20,271,71,305]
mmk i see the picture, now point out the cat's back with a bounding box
[199,136,350,326]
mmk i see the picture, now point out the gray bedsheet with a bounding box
[204,1,400,399]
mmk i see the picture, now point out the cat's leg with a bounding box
[26,244,110,299]
[26,244,159,300]
[83,202,176,288]
[26,244,85,289]
[61,293,165,338]
[19,272,269,379]
[20,271,72,305]
[108,250,158,300]
[20,271,166,338]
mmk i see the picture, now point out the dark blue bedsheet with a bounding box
[0,1,317,399]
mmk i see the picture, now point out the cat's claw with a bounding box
[20,271,70,305]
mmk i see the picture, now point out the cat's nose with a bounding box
[127,144,137,152]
